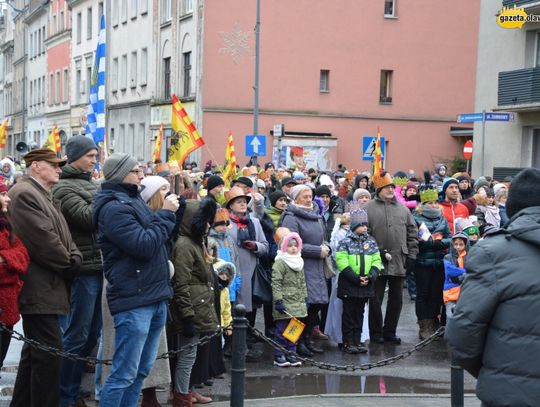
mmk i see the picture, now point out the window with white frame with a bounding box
[384,0,396,17]
[42,75,45,103]
[320,69,329,92]
[87,65,92,95]
[380,69,393,103]
[131,0,137,19]
[56,71,61,104]
[121,54,127,90]
[182,51,191,97]
[112,58,119,92]
[63,69,68,103]
[87,8,93,40]
[184,0,193,14]
[112,0,119,26]
[76,12,82,43]
[140,48,148,86]
[76,68,81,102]
[60,10,65,31]
[161,0,172,23]
[130,51,137,88]
[140,0,148,15]
[163,57,171,99]
[121,0,128,23]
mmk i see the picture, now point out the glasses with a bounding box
[129,168,144,174]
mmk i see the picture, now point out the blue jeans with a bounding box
[99,301,167,407]
[60,274,103,407]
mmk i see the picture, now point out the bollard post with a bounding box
[450,351,464,407]
[230,304,247,407]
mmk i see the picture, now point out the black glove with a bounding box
[182,316,195,338]
[274,300,287,314]
[405,257,416,271]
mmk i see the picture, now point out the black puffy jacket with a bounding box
[445,206,540,407]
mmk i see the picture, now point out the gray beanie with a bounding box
[103,153,138,183]
[66,135,98,163]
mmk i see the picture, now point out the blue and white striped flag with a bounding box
[86,15,106,144]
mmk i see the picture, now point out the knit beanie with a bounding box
[66,135,98,164]
[442,178,459,196]
[103,153,138,183]
[140,176,169,203]
[270,190,286,207]
[206,175,224,192]
[350,208,369,232]
[315,185,331,197]
[290,184,311,201]
[461,197,477,216]
[506,168,540,219]
[293,171,305,181]
[473,176,490,192]
[405,181,418,193]
[353,188,371,201]
[493,183,506,196]
[0,181,7,193]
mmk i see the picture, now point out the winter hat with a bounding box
[441,178,459,196]
[353,188,371,202]
[318,173,334,188]
[264,162,274,171]
[293,171,305,181]
[66,135,98,164]
[103,153,138,183]
[206,175,224,192]
[279,231,303,253]
[373,172,394,191]
[0,181,7,194]
[315,185,332,197]
[455,217,474,233]
[233,176,254,189]
[473,176,490,192]
[269,190,287,207]
[256,179,266,189]
[506,167,540,218]
[213,208,230,226]
[456,174,471,183]
[290,184,311,201]
[461,197,477,216]
[281,176,297,188]
[140,176,169,203]
[451,231,469,244]
[463,224,480,237]
[350,208,369,231]
[405,181,418,193]
[493,183,506,196]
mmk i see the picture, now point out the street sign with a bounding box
[245,135,266,157]
[485,112,514,122]
[463,140,473,160]
[457,113,484,123]
[273,124,284,137]
[362,136,385,161]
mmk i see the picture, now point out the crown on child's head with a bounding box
[393,176,408,187]
[420,188,439,203]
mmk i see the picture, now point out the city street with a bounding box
[0,291,480,406]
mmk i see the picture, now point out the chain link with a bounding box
[248,325,445,371]
[0,321,228,366]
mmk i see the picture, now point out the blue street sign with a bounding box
[245,135,266,157]
[485,112,514,121]
[362,136,385,161]
[457,113,484,123]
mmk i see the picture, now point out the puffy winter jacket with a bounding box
[413,209,451,268]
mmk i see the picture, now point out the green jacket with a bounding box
[52,164,102,275]
[271,258,308,320]
[265,206,283,229]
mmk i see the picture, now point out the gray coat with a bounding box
[364,195,418,277]
[445,206,540,407]
[280,204,328,304]
[227,214,269,312]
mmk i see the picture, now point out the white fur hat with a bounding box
[140,176,169,203]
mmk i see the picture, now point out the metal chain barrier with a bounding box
[248,324,445,372]
[0,320,228,366]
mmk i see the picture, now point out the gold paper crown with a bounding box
[393,177,408,187]
[373,173,394,190]
[420,188,439,203]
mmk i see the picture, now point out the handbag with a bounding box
[252,261,272,304]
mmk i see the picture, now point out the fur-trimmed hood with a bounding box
[180,198,217,244]
[213,259,236,286]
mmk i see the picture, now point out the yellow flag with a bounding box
[43,127,61,153]
[169,94,205,166]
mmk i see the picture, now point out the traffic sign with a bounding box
[245,135,266,157]
[457,113,484,123]
[362,136,385,161]
[273,124,284,137]
[485,112,514,122]
[463,140,473,160]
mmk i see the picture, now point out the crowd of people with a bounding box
[0,143,539,407]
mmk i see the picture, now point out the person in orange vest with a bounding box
[438,178,469,234]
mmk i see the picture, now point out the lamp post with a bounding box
[251,0,260,166]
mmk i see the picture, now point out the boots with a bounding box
[304,334,324,354]
[173,392,192,407]
[141,387,161,407]
[418,319,433,340]
[191,390,213,404]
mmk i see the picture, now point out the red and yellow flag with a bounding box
[43,126,61,153]
[152,123,163,163]
[169,94,205,166]
[373,127,383,177]
[222,131,237,183]
[0,119,8,149]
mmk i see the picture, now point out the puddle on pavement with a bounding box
[218,374,474,400]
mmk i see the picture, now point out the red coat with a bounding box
[0,227,30,326]
[439,201,469,235]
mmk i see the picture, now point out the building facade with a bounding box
[11,0,28,156]
[0,6,15,155]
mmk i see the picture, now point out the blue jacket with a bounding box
[93,182,175,314]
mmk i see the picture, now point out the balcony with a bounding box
[497,67,540,111]
[502,0,540,13]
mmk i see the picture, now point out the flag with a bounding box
[43,127,61,153]
[0,119,7,149]
[152,123,163,162]
[373,127,383,177]
[86,15,106,144]
[222,131,237,183]
[169,94,205,166]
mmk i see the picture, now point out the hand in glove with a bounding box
[182,316,195,338]
[432,240,445,250]
[274,301,287,314]
[243,241,257,251]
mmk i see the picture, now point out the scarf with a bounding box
[275,251,304,271]
[294,202,314,211]
[421,205,442,219]
[457,250,467,268]
[230,213,256,246]
[484,205,501,227]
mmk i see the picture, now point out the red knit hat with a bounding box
[0,181,7,193]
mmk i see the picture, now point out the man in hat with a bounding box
[9,149,83,407]
[51,136,103,407]
[439,178,469,234]
[445,167,540,407]
[231,176,266,219]
[364,171,418,345]
[93,153,179,406]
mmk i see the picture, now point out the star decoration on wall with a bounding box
[219,22,253,64]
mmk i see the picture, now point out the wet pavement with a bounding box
[0,292,481,406]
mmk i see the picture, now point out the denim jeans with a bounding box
[174,334,200,394]
[60,275,103,407]
[99,301,167,407]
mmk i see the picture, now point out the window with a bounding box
[384,0,396,17]
[182,51,191,97]
[29,81,33,107]
[112,0,119,26]
[53,14,57,35]
[29,33,33,59]
[140,0,148,15]
[380,69,393,103]
[121,54,127,90]
[60,10,65,31]
[87,65,92,96]
[76,69,81,102]
[38,77,41,105]
[128,124,135,156]
[184,0,193,14]
[56,71,61,104]
[130,51,137,88]
[76,12,82,43]
[87,8,93,40]
[42,27,46,52]
[49,73,54,105]
[320,69,329,92]
[121,0,128,23]
[131,0,138,19]
[42,75,45,103]
[38,29,42,54]
[63,69,68,102]
[533,129,540,167]
[140,48,148,85]
[112,57,119,92]
[163,57,171,99]
[119,124,125,151]
[161,0,172,23]
[99,2,104,24]
[535,32,540,67]
[110,128,115,150]
[139,123,146,156]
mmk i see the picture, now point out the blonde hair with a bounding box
[148,191,164,212]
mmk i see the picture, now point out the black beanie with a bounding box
[269,190,286,207]
[206,175,224,192]
[66,135,98,164]
[315,185,331,197]
[233,176,253,188]
[506,168,540,219]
